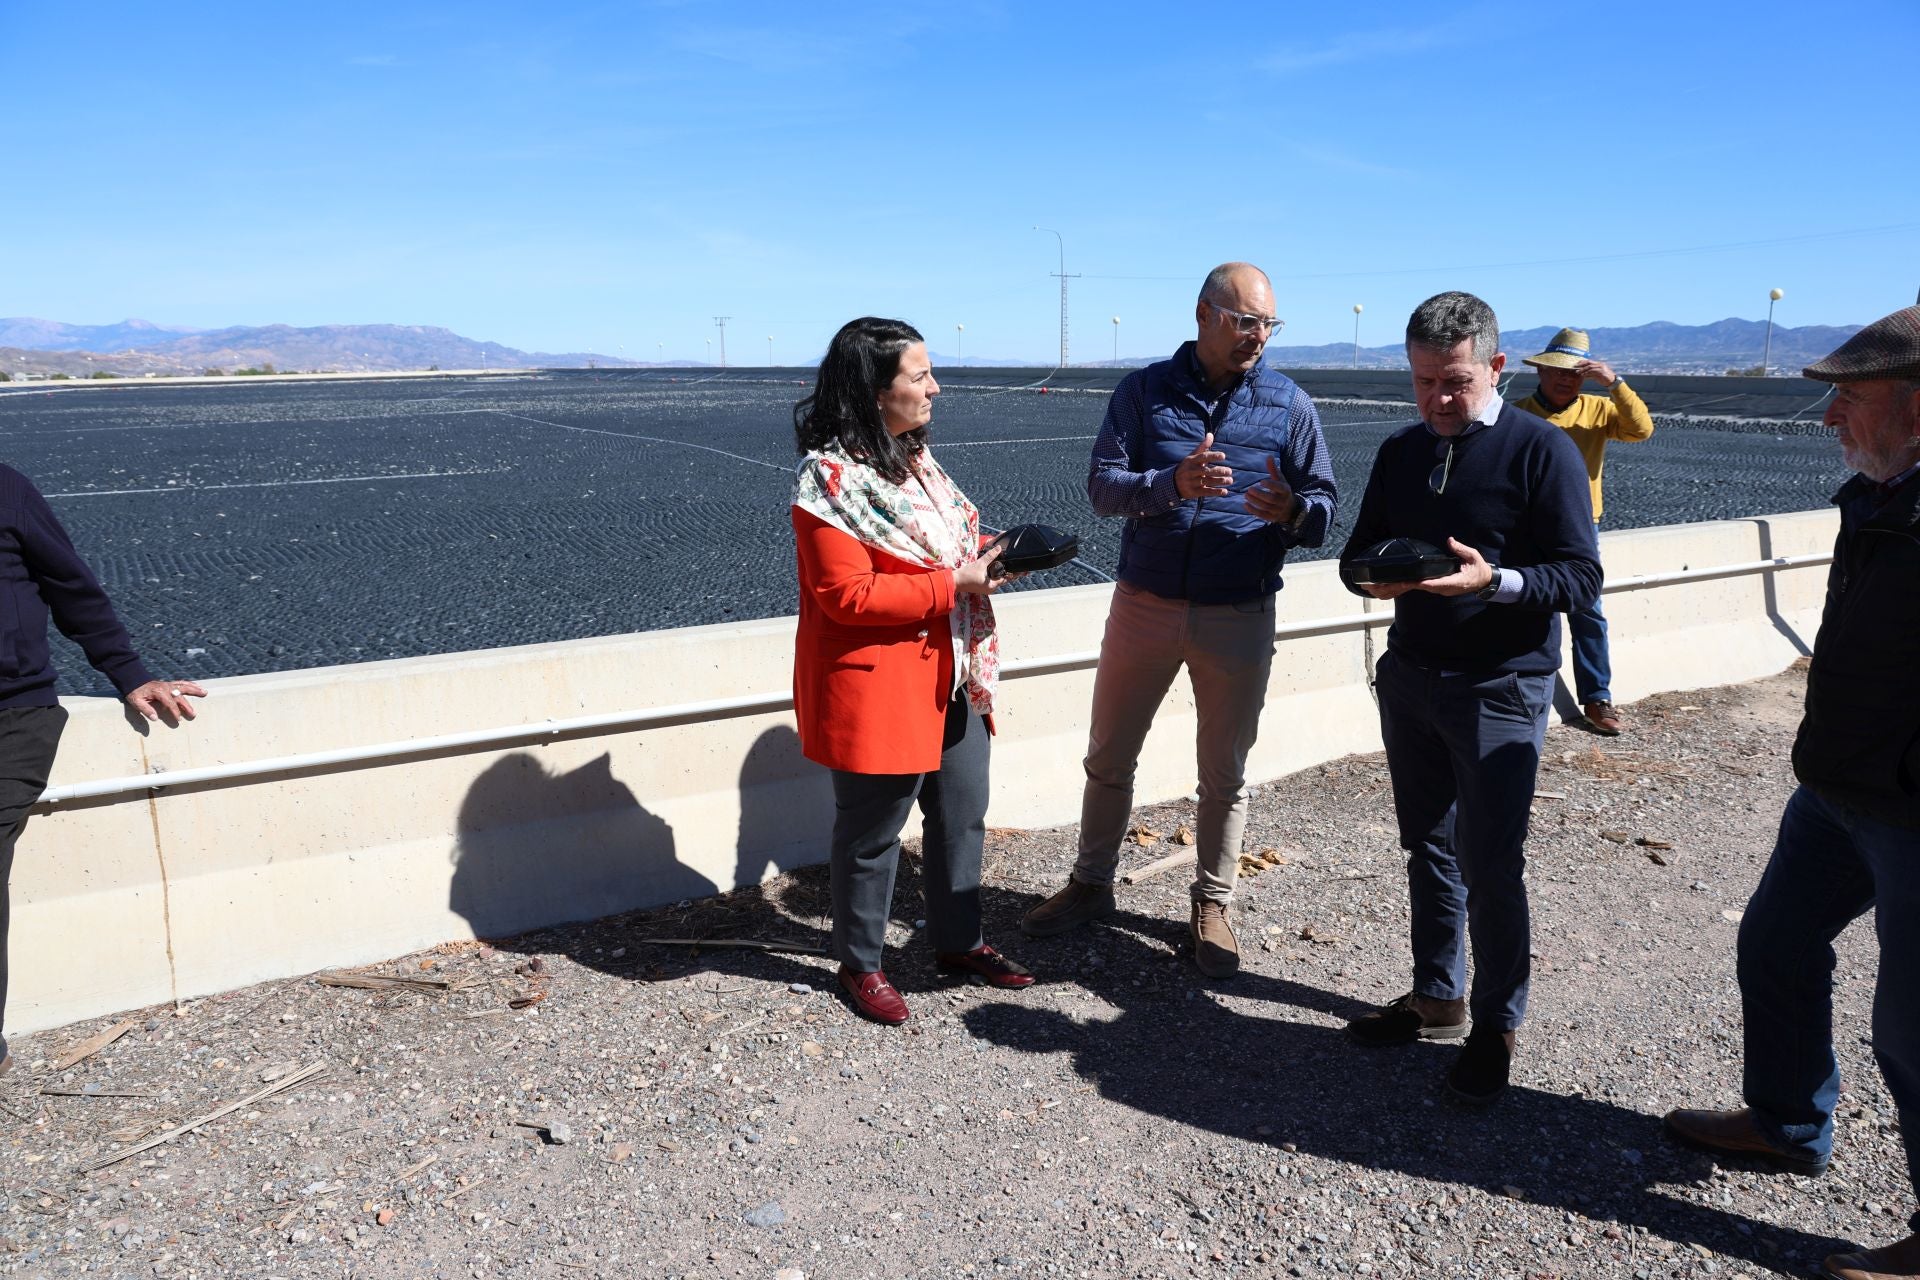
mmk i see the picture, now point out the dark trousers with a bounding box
[1739,785,1920,1196]
[828,694,990,972]
[1375,650,1551,1033]
[0,705,68,1049]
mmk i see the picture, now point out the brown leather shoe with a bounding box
[1347,991,1468,1046]
[1190,900,1239,978]
[1661,1106,1828,1175]
[1020,880,1116,938]
[1824,1232,1920,1280]
[1582,700,1623,736]
[837,967,909,1026]
[935,943,1035,989]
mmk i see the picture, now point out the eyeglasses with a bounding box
[1429,440,1455,495]
[1208,304,1286,337]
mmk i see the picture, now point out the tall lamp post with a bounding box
[1762,288,1784,376]
[705,338,712,364]
[1351,304,1364,368]
[767,335,774,367]
[1033,225,1078,368]
[1111,316,1120,364]
[955,323,963,363]
[656,341,663,363]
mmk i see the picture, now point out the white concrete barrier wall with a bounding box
[14,511,1837,1034]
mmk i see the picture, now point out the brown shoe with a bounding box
[1582,700,1623,736]
[1824,1232,1920,1280]
[1020,880,1116,938]
[1190,900,1239,978]
[1347,991,1468,1046]
[1661,1106,1828,1175]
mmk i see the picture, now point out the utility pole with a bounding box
[1034,226,1078,368]
[714,316,731,369]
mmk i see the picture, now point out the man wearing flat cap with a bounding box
[1512,328,1655,736]
[1665,306,1920,1280]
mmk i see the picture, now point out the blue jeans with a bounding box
[1567,592,1611,705]
[1739,785,1920,1195]
[1375,651,1552,1033]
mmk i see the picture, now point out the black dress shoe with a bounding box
[935,944,1035,989]
[1447,1027,1513,1104]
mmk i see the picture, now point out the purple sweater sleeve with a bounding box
[16,480,154,696]
[1086,375,1184,518]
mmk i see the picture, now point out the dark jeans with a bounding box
[0,705,68,1050]
[1739,785,1920,1195]
[1375,650,1551,1033]
[828,694,990,972]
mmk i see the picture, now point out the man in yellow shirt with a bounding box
[1513,328,1655,735]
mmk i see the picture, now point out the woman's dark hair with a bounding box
[794,316,927,483]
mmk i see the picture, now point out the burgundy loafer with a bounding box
[935,944,1035,989]
[837,967,909,1025]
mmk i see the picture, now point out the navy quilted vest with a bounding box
[1119,349,1302,604]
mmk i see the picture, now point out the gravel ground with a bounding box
[2,662,1908,1279]
[0,373,1848,695]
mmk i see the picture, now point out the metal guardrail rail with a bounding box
[35,552,1832,807]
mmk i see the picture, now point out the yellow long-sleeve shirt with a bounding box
[1512,382,1655,521]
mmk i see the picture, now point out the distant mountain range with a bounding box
[0,319,638,378]
[1275,318,1865,374]
[0,315,1866,380]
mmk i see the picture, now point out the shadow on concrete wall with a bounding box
[449,750,715,940]
[447,726,838,973]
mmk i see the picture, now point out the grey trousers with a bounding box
[1072,581,1277,904]
[828,694,990,972]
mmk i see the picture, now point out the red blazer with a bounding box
[792,507,982,775]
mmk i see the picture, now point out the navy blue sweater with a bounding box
[1339,402,1601,675]
[0,465,153,707]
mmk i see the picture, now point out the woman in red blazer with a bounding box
[792,317,1035,1024]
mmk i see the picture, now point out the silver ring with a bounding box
[171,688,183,696]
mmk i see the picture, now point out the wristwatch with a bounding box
[1476,568,1502,601]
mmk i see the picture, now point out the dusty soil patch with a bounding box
[1,662,1905,1279]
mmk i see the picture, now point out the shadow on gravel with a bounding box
[966,902,1853,1276]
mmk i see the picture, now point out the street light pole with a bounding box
[767,335,774,367]
[1111,316,1120,364]
[956,323,963,363]
[1762,288,1784,376]
[1033,226,1078,368]
[1352,303,1364,368]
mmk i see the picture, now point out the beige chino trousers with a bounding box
[1071,581,1277,903]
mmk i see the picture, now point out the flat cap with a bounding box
[1803,306,1920,383]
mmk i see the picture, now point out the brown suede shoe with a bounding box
[1346,992,1468,1046]
[1190,900,1239,978]
[1020,880,1116,938]
[1661,1106,1828,1175]
[1824,1231,1920,1280]
[1582,700,1623,736]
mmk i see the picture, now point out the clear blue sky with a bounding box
[5,1,1916,364]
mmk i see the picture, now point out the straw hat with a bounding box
[1522,328,1592,371]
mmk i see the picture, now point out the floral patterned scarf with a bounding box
[793,439,999,714]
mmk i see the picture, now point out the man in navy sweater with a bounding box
[1339,292,1600,1103]
[0,463,204,1071]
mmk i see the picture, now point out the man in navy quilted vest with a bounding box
[1021,262,1336,979]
